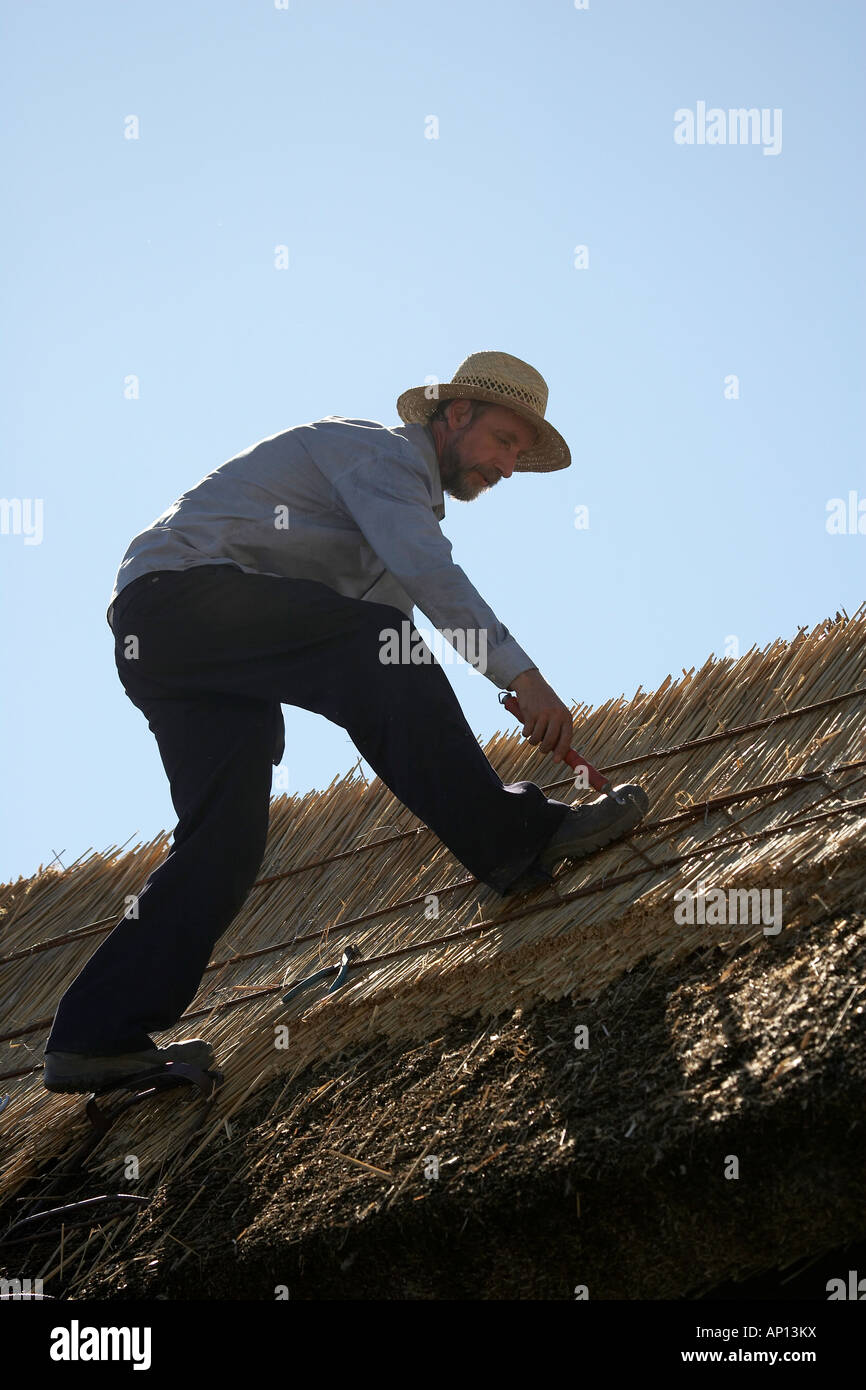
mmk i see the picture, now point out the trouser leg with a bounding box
[46,694,274,1053]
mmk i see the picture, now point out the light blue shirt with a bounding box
[108,416,536,689]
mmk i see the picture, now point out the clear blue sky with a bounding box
[2,0,863,884]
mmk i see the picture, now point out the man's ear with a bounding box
[448,397,474,429]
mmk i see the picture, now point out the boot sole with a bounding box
[44,1050,216,1095]
[44,1063,219,1096]
[44,1073,161,1096]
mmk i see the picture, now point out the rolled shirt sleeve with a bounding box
[303,430,536,690]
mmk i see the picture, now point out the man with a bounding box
[44,351,648,1094]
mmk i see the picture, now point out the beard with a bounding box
[437,433,487,502]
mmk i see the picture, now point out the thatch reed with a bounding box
[1,605,864,1293]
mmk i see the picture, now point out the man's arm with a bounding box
[304,428,537,689]
[300,424,574,761]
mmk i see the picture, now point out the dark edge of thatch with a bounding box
[4,909,864,1300]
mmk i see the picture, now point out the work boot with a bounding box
[43,1038,217,1094]
[537,784,649,874]
[503,784,650,896]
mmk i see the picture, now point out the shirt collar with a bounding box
[392,422,445,520]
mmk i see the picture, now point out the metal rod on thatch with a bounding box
[0,1192,149,1244]
[3,752,865,976]
[251,685,866,886]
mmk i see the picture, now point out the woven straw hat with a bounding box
[396,350,571,473]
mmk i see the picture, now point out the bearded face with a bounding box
[434,402,537,502]
[436,428,490,501]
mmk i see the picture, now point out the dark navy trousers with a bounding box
[46,565,568,1054]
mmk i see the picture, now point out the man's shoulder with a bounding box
[293,416,427,463]
[315,416,388,428]
[299,415,407,441]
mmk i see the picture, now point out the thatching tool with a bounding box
[498,691,629,805]
[282,945,361,1006]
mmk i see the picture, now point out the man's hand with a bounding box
[510,669,574,765]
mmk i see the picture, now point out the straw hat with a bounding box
[396,350,571,473]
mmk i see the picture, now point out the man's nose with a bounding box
[497,456,515,480]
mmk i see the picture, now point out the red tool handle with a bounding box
[500,693,613,797]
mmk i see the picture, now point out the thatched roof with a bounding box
[2,605,864,1297]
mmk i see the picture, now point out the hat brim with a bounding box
[395,385,571,473]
